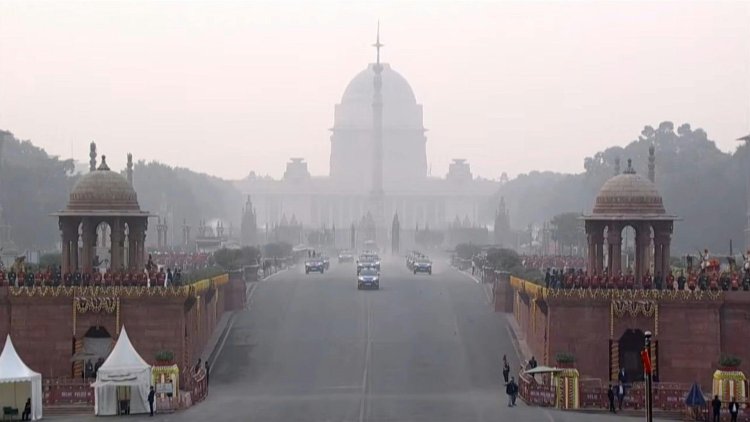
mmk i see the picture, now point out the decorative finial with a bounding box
[648,143,655,183]
[97,155,110,171]
[372,21,383,66]
[126,153,133,184]
[623,158,635,174]
[89,142,97,172]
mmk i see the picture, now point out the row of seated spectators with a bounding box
[522,255,586,271]
[545,268,750,291]
[0,267,183,287]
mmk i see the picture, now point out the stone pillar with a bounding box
[635,224,651,281]
[70,222,80,271]
[587,232,596,274]
[110,218,123,271]
[80,218,96,273]
[608,223,622,275]
[592,226,604,274]
[60,220,76,274]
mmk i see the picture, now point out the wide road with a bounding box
[173,257,658,422]
[57,257,662,421]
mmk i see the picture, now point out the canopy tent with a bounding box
[92,327,152,416]
[0,335,43,420]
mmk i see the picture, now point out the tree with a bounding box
[550,212,583,255]
[455,243,481,260]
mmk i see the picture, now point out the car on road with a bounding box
[413,258,432,275]
[357,268,380,290]
[357,253,380,274]
[338,250,354,263]
[305,259,325,274]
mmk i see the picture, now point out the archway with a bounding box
[621,225,636,275]
[73,326,113,380]
[94,221,112,272]
[618,328,645,382]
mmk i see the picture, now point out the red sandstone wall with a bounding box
[720,294,750,376]
[656,303,720,387]
[513,292,549,366]
[547,300,610,381]
[0,276,244,385]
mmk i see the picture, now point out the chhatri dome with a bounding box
[592,159,666,216]
[66,156,142,213]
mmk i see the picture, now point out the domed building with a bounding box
[238,35,500,248]
[583,158,678,280]
[54,147,151,274]
[330,63,427,188]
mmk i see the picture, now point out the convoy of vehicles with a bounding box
[304,248,385,291]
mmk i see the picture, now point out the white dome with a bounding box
[341,63,417,105]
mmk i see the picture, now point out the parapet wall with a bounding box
[0,272,246,386]
[507,277,742,387]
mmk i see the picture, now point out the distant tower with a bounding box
[648,144,655,183]
[126,153,133,185]
[494,197,510,246]
[241,195,258,246]
[368,23,386,244]
[614,157,621,176]
[89,142,97,171]
[182,219,191,247]
[391,213,400,254]
[350,222,356,250]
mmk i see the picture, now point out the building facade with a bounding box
[237,47,499,241]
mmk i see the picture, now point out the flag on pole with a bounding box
[641,349,652,375]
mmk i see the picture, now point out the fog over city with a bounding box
[5,2,750,422]
[1,1,749,180]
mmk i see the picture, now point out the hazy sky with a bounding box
[1,1,749,180]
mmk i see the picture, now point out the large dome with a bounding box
[66,157,141,212]
[592,169,665,215]
[341,63,417,105]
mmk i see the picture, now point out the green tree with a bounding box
[550,212,583,255]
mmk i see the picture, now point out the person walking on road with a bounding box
[505,376,518,407]
[711,395,721,422]
[607,385,616,413]
[502,361,510,383]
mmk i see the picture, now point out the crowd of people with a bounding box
[0,255,184,288]
[521,255,585,271]
[544,267,750,291]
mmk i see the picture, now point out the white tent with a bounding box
[0,335,43,420]
[92,327,152,416]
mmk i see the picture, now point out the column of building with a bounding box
[110,218,124,271]
[80,218,97,273]
[607,222,622,275]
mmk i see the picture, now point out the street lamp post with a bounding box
[644,330,653,422]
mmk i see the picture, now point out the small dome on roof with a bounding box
[593,160,665,215]
[67,156,141,212]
